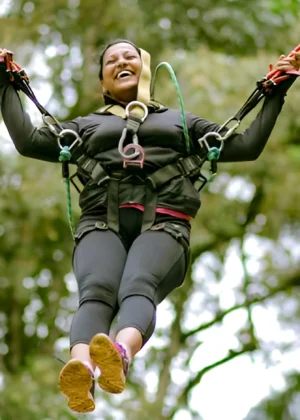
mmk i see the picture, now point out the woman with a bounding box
[0,41,299,413]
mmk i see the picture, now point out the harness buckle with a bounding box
[177,156,202,177]
[123,144,145,168]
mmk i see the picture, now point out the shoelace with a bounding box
[114,342,130,376]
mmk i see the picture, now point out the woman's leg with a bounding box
[59,228,127,411]
[116,229,187,353]
[89,229,187,394]
[70,228,127,359]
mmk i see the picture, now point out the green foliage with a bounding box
[246,373,300,420]
[0,0,300,419]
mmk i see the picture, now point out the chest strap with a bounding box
[145,155,205,191]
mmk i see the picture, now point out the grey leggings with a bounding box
[70,208,189,348]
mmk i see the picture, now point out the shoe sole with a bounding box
[59,360,95,413]
[90,334,126,394]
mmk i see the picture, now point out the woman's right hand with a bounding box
[0,48,12,85]
[0,48,13,63]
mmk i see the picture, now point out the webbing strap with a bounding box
[107,179,120,233]
[126,115,141,135]
[146,165,181,191]
[76,155,109,186]
[137,49,151,105]
[146,155,205,191]
[141,188,157,232]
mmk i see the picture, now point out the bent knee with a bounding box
[118,272,157,304]
[77,273,117,307]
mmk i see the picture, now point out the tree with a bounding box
[0,1,300,419]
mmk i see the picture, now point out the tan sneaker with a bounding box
[59,359,95,413]
[89,333,129,394]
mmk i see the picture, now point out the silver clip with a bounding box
[198,131,224,153]
[118,129,140,159]
[57,129,83,150]
[218,117,241,141]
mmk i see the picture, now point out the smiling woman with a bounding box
[0,40,299,413]
[100,41,142,104]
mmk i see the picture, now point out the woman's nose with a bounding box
[116,57,128,67]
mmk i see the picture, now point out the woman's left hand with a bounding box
[274,51,300,72]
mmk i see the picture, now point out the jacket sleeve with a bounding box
[0,63,80,163]
[189,76,297,162]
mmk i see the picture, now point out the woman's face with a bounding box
[101,42,142,103]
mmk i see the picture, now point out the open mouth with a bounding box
[117,70,134,79]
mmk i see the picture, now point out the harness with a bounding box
[4,44,300,238]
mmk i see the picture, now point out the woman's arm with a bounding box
[189,76,297,162]
[0,62,80,163]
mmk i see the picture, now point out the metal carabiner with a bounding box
[57,129,83,150]
[198,131,224,153]
[42,114,63,136]
[218,117,240,141]
[118,101,148,160]
[118,129,140,159]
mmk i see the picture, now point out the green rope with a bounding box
[207,147,220,161]
[59,146,72,162]
[63,178,75,240]
[151,62,191,154]
[59,146,75,240]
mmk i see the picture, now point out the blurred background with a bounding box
[0,1,300,419]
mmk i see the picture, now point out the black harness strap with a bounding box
[145,155,205,191]
[76,155,110,186]
[107,178,121,233]
[126,115,142,136]
[141,154,206,231]
[141,188,157,232]
[71,143,207,232]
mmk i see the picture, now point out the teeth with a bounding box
[117,70,133,79]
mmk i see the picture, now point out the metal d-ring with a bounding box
[198,131,224,153]
[125,101,148,121]
[57,129,83,150]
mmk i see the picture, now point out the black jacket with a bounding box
[0,63,296,234]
